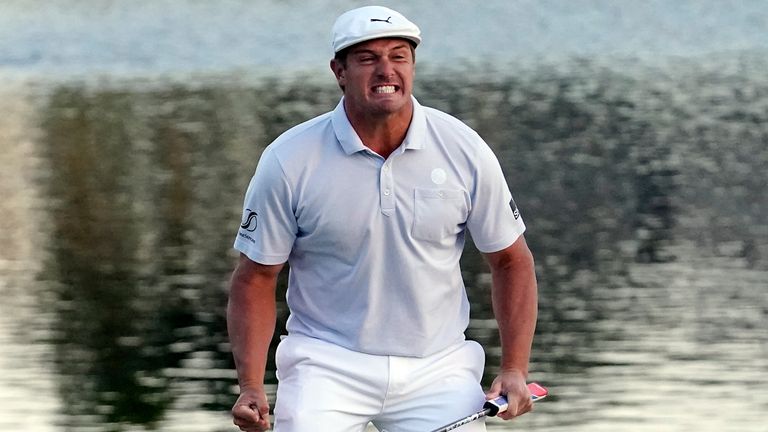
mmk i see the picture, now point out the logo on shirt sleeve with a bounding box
[240,209,259,231]
[510,198,521,220]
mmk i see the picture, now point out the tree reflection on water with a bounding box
[36,57,767,430]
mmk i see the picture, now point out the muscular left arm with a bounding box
[483,234,538,420]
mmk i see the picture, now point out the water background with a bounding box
[1,1,767,431]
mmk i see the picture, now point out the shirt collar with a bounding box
[332,95,426,155]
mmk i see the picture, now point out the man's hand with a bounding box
[232,387,271,431]
[485,369,533,420]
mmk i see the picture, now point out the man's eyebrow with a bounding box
[388,43,411,51]
[390,45,411,53]
[350,48,378,56]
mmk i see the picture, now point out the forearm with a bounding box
[227,258,280,389]
[488,239,538,375]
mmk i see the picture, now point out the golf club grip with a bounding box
[482,396,508,416]
[484,382,549,416]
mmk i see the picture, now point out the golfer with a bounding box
[228,5,538,431]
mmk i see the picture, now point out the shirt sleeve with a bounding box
[233,146,297,264]
[466,139,526,253]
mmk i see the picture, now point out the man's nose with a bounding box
[375,58,396,77]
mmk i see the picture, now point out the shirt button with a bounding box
[384,189,391,196]
[383,165,390,172]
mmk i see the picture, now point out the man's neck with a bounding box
[346,103,413,160]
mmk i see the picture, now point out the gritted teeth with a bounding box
[373,85,397,94]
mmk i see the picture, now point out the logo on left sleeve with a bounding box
[240,209,258,231]
[510,198,521,220]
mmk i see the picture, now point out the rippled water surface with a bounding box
[1,1,767,432]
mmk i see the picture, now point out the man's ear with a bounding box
[330,59,346,88]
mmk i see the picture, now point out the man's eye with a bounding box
[392,53,410,61]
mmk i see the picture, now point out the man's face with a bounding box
[331,38,415,119]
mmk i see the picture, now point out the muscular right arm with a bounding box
[227,254,284,431]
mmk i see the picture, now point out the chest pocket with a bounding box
[412,188,469,242]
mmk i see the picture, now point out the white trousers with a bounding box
[273,334,487,432]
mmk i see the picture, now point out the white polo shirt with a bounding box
[234,96,525,357]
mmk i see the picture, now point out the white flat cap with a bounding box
[331,5,421,54]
